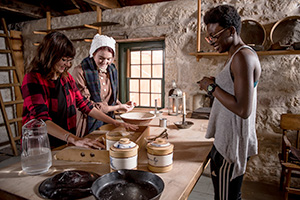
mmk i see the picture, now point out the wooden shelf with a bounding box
[33,21,119,34]
[190,50,300,61]
[193,0,300,61]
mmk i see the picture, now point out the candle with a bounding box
[155,99,158,113]
[182,93,186,115]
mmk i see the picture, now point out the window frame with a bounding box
[118,40,165,108]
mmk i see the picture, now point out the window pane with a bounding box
[129,79,139,92]
[130,92,139,106]
[131,51,140,64]
[123,44,164,109]
[140,79,150,92]
[152,64,162,78]
[152,50,163,64]
[141,51,151,64]
[131,65,140,78]
[151,80,161,93]
[140,93,150,106]
[151,94,161,107]
[142,65,151,78]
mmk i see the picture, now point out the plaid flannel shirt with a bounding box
[21,71,94,134]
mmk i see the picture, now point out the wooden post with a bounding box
[97,6,102,34]
[46,12,51,31]
[197,0,201,52]
[126,49,130,78]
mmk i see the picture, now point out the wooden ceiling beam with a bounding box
[83,0,121,9]
[71,0,95,12]
[0,0,43,19]
[124,0,174,6]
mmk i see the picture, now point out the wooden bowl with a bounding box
[120,112,156,125]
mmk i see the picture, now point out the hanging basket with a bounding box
[241,19,266,51]
[270,15,300,46]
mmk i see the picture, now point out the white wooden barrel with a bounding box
[147,138,174,173]
[109,138,139,171]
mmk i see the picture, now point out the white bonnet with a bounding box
[89,34,116,58]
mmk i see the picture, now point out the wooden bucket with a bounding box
[147,138,174,173]
[105,127,131,150]
[109,138,139,171]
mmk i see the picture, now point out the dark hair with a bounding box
[94,46,115,57]
[27,31,76,79]
[204,5,241,35]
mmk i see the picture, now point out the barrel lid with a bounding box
[150,138,170,147]
[147,138,174,155]
[113,138,136,149]
[110,138,139,157]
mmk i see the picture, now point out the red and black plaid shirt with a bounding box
[21,72,93,134]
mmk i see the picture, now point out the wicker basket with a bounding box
[270,16,300,45]
[241,19,266,50]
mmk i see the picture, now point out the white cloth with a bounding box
[89,34,116,58]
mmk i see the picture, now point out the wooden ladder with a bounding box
[0,18,24,156]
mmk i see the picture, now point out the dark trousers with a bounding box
[209,145,244,200]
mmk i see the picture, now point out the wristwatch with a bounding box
[207,83,217,96]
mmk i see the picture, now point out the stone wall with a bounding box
[3,0,300,185]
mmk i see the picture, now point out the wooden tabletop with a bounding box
[0,111,213,200]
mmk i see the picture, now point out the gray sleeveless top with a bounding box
[205,45,259,180]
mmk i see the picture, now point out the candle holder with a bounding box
[168,95,183,116]
[174,114,194,129]
[168,80,183,116]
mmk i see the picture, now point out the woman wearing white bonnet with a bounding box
[72,34,135,137]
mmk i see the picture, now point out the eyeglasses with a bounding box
[205,27,228,45]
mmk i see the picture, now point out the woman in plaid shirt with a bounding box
[21,32,137,149]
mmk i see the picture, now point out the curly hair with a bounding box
[27,31,76,79]
[204,5,241,35]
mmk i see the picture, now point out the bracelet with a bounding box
[64,133,70,144]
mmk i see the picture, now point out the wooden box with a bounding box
[54,125,149,163]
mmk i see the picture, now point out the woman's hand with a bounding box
[116,101,136,112]
[117,103,133,112]
[198,76,215,92]
[126,101,136,112]
[71,137,105,149]
[115,121,138,131]
[126,101,136,107]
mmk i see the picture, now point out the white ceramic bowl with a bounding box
[120,112,156,125]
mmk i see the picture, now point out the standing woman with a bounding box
[22,31,137,149]
[198,5,261,200]
[72,34,134,137]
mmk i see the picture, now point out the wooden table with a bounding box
[0,112,213,200]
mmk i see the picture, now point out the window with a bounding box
[118,41,165,108]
